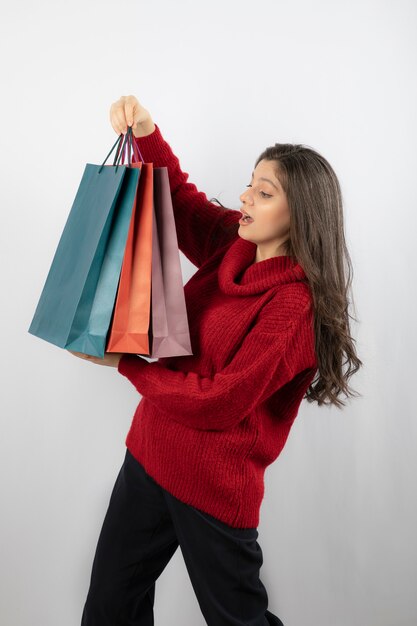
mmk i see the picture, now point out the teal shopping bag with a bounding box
[28,128,142,358]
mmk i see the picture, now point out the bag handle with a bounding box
[113,131,131,169]
[120,126,144,165]
[98,127,143,174]
[98,134,123,174]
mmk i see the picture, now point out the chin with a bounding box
[238,230,255,242]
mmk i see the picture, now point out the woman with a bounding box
[71,94,362,626]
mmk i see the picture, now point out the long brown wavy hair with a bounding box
[210,142,363,409]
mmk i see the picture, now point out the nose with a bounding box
[239,186,253,205]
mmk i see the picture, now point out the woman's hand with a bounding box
[68,350,124,368]
[110,95,155,138]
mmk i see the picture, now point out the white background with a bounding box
[1,1,416,625]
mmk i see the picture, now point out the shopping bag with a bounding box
[151,166,193,357]
[106,135,153,355]
[106,129,193,358]
[28,131,141,358]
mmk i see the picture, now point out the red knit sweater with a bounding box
[117,123,318,528]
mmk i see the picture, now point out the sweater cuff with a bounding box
[118,353,147,381]
[133,123,169,156]
[132,123,184,192]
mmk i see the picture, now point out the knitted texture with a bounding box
[117,124,318,528]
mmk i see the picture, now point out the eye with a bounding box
[245,184,272,198]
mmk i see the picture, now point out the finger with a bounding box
[69,351,90,360]
[116,110,128,134]
[109,103,121,135]
[109,109,122,136]
[124,102,135,128]
[112,109,128,135]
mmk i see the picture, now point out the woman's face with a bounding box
[238,159,290,249]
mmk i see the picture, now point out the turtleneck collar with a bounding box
[218,236,306,296]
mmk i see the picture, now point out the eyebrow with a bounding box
[250,170,279,191]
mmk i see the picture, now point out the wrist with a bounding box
[132,117,155,138]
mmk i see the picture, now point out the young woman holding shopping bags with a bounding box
[70,94,362,626]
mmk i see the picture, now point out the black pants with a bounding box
[81,448,284,626]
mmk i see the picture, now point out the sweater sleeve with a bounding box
[117,299,317,432]
[133,124,241,268]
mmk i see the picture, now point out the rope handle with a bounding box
[98,126,144,174]
[121,127,143,165]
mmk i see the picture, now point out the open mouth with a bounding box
[240,209,254,223]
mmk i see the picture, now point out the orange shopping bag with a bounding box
[106,132,153,354]
[106,127,193,358]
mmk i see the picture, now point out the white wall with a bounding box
[1,1,416,625]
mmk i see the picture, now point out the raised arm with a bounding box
[132,123,241,267]
[110,95,241,266]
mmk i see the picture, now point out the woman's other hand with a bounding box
[68,350,124,368]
